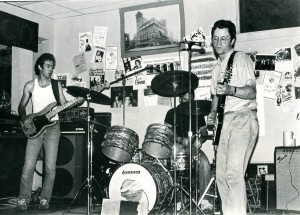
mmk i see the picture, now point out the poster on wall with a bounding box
[92,46,105,63]
[93,26,108,47]
[73,52,87,74]
[191,47,216,100]
[255,55,275,71]
[114,67,125,81]
[123,56,143,79]
[143,56,181,74]
[54,73,69,88]
[111,86,138,108]
[274,47,293,71]
[144,85,158,107]
[295,63,300,100]
[262,70,282,100]
[105,47,118,70]
[79,31,93,52]
[89,68,105,92]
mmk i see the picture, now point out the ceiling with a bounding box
[3,0,164,19]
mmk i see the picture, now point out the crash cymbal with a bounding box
[177,100,211,116]
[66,86,111,105]
[151,70,199,97]
[71,118,109,131]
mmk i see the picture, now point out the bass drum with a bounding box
[109,162,173,212]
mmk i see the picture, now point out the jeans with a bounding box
[216,109,259,215]
[19,122,61,202]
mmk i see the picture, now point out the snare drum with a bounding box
[142,123,174,159]
[109,162,173,212]
[102,126,139,162]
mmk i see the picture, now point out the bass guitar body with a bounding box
[20,102,58,139]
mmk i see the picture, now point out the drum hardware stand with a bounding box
[155,81,204,215]
[64,94,104,215]
[197,136,220,215]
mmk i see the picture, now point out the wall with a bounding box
[236,28,300,162]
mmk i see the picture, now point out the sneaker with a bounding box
[39,199,49,210]
[201,199,213,211]
[16,199,28,210]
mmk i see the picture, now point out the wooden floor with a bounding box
[1,197,299,215]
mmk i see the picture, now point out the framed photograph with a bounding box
[120,0,185,58]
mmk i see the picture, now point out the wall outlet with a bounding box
[257,165,268,175]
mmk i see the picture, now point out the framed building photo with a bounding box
[120,0,185,58]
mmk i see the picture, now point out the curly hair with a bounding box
[34,53,56,76]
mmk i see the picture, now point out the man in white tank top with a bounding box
[17,53,68,210]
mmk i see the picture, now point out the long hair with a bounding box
[34,53,56,76]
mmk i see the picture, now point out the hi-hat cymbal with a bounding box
[177,100,211,116]
[151,70,199,97]
[66,86,111,105]
[71,118,109,131]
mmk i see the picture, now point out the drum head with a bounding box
[109,163,156,211]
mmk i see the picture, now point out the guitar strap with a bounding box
[51,79,61,106]
[226,51,238,76]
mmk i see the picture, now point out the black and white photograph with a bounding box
[111,86,138,108]
[1,1,300,215]
[255,55,276,71]
[120,0,185,57]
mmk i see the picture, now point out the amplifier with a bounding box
[275,146,300,211]
[59,107,94,122]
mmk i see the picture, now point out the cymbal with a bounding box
[71,118,109,131]
[66,86,111,105]
[151,70,199,97]
[177,100,211,116]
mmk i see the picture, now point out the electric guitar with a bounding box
[214,51,237,145]
[21,82,110,139]
[20,97,85,139]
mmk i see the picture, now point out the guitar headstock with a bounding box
[99,81,110,92]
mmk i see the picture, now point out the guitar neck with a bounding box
[46,98,79,119]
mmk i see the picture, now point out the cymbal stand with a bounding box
[121,74,126,126]
[64,94,104,215]
[156,87,203,215]
[197,136,219,214]
[187,42,193,215]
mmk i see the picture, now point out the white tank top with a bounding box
[32,78,59,121]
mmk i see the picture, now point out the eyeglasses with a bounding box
[212,36,231,44]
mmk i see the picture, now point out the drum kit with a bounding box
[62,67,213,215]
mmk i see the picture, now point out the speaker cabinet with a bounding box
[0,11,38,52]
[52,133,84,198]
[275,146,300,211]
[0,136,27,198]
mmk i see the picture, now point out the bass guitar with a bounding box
[20,97,85,138]
[214,51,237,145]
[21,82,110,138]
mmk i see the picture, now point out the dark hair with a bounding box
[179,90,195,99]
[211,19,236,46]
[34,53,56,76]
[135,59,141,64]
